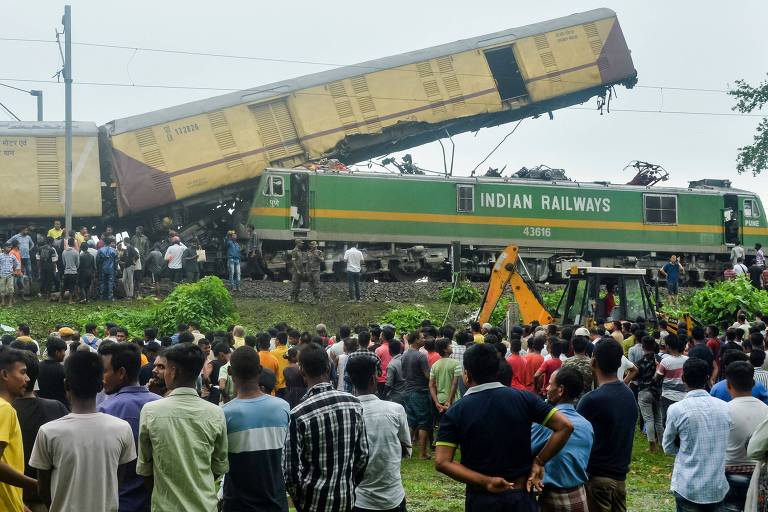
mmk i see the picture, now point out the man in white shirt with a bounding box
[164,237,186,283]
[724,361,768,510]
[731,243,746,266]
[734,258,749,276]
[30,351,136,512]
[347,350,411,511]
[344,243,364,302]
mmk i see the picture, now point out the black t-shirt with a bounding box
[687,343,714,372]
[437,384,553,482]
[401,349,429,392]
[138,362,153,386]
[36,359,69,408]
[78,251,95,277]
[12,396,69,500]
[577,380,638,480]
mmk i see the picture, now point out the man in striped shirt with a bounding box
[282,343,368,512]
[222,347,290,511]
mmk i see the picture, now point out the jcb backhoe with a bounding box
[476,245,660,329]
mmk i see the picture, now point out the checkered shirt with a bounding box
[282,382,369,512]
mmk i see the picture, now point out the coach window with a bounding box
[744,199,760,218]
[457,184,474,213]
[265,176,284,197]
[644,194,677,224]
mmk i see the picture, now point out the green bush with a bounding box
[438,281,482,305]
[151,276,237,334]
[489,297,511,326]
[688,276,768,325]
[542,289,564,312]
[379,305,436,334]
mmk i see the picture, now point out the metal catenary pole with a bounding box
[30,90,43,121]
[63,5,72,233]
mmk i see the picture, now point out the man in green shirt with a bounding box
[137,343,228,512]
[429,339,461,412]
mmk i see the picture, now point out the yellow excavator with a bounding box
[477,245,661,328]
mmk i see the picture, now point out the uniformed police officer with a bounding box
[288,239,307,302]
[307,241,323,302]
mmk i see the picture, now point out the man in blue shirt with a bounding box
[659,255,684,305]
[225,231,242,292]
[96,238,118,301]
[98,342,161,512]
[222,346,290,511]
[664,358,731,510]
[711,349,768,404]
[532,367,594,511]
[435,344,573,512]
[9,226,34,281]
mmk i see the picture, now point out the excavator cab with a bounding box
[554,267,658,327]
[476,246,658,329]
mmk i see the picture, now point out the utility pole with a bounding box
[29,90,43,121]
[63,5,72,233]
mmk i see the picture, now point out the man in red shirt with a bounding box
[535,338,564,397]
[525,336,546,391]
[506,337,530,391]
[706,325,722,381]
[723,264,737,280]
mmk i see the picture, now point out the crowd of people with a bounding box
[0,310,763,511]
[0,221,372,306]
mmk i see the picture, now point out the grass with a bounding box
[401,430,675,512]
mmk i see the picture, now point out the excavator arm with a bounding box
[476,245,554,326]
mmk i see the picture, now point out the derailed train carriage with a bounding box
[1,7,636,240]
[248,168,768,283]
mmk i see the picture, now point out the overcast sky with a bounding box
[2,0,767,207]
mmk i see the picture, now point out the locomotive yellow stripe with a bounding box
[251,207,728,234]
[744,226,768,236]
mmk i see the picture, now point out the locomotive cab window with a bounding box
[643,194,677,224]
[744,199,760,218]
[264,176,284,197]
[456,185,474,213]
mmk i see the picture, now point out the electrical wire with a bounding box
[0,100,21,121]
[471,119,523,175]
[0,76,764,118]
[0,82,32,94]
[0,35,737,94]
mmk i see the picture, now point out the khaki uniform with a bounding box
[288,247,308,302]
[307,248,323,300]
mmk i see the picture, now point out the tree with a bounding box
[729,75,768,176]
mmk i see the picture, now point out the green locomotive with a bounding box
[248,168,767,282]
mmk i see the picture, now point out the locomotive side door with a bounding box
[723,193,740,245]
[290,172,310,232]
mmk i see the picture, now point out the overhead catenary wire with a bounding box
[0,100,21,120]
[0,76,765,119]
[0,35,737,94]
[470,119,524,176]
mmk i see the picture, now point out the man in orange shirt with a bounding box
[524,336,546,392]
[506,337,530,391]
[269,332,290,398]
[255,336,280,394]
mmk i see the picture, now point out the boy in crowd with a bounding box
[12,352,68,512]
[348,355,411,512]
[222,347,290,511]
[30,351,136,512]
[137,343,228,511]
[0,348,38,512]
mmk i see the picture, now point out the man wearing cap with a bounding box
[0,241,20,306]
[164,237,186,283]
[288,240,308,303]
